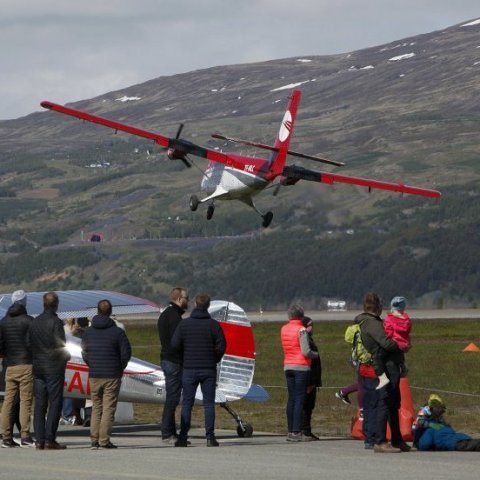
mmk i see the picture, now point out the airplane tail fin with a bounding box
[268,89,302,178]
[208,301,256,402]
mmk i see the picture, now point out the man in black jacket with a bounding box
[0,290,34,448]
[157,287,189,443]
[81,299,131,449]
[171,293,226,447]
[360,292,410,453]
[29,291,71,450]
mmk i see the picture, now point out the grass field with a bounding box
[130,318,480,437]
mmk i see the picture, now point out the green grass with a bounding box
[128,319,480,437]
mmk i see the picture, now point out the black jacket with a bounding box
[29,308,71,375]
[171,308,226,370]
[307,334,322,387]
[81,314,132,378]
[157,303,185,364]
[359,312,404,365]
[0,303,33,367]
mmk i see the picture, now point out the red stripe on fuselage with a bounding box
[220,322,255,359]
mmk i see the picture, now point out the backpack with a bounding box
[344,320,372,366]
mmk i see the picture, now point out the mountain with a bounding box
[0,19,479,309]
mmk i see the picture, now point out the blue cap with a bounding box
[390,296,406,312]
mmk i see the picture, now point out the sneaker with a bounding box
[206,437,219,447]
[35,441,45,450]
[335,391,351,405]
[2,438,19,448]
[20,436,35,447]
[302,431,320,441]
[91,441,100,450]
[286,432,302,442]
[174,439,189,447]
[45,441,67,450]
[301,434,313,442]
[376,373,390,390]
[364,443,374,450]
[162,435,177,445]
[373,442,401,453]
[99,441,117,449]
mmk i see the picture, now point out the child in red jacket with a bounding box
[374,296,411,389]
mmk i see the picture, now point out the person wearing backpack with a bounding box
[359,292,412,453]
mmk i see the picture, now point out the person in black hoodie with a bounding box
[157,287,189,443]
[81,299,131,450]
[29,291,71,450]
[171,293,226,447]
[0,290,34,448]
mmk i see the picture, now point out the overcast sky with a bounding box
[1,0,479,120]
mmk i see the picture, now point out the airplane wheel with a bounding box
[262,211,273,228]
[237,423,253,438]
[189,195,199,212]
[206,204,215,220]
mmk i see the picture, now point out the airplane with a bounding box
[0,290,266,437]
[40,90,441,228]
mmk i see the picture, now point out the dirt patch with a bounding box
[17,188,59,199]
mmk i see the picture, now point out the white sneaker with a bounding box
[376,373,390,390]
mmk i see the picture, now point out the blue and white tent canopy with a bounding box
[0,290,160,319]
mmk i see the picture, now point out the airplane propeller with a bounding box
[167,123,192,168]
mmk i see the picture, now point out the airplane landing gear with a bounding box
[220,402,254,438]
[262,211,273,228]
[206,204,215,220]
[189,195,199,211]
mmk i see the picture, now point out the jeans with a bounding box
[179,368,216,440]
[285,370,309,433]
[375,362,402,446]
[33,373,65,443]
[362,376,378,445]
[160,360,182,439]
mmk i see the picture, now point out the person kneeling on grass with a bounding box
[414,394,480,452]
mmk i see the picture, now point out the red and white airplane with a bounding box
[41,90,441,227]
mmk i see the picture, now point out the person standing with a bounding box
[0,290,35,448]
[280,304,319,442]
[157,287,188,444]
[81,299,132,449]
[171,294,226,447]
[301,316,322,440]
[29,291,71,450]
[360,292,411,453]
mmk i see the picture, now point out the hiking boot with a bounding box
[2,438,19,448]
[45,441,67,450]
[376,373,390,390]
[335,391,351,405]
[20,436,35,447]
[174,438,189,447]
[99,441,118,449]
[207,437,219,447]
[392,442,416,452]
[373,443,401,453]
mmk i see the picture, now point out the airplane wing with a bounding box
[212,133,345,167]
[281,165,441,198]
[40,101,247,170]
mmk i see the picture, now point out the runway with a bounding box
[1,424,479,480]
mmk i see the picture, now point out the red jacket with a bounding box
[384,312,411,352]
[281,319,311,367]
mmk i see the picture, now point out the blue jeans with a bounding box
[285,370,309,433]
[375,362,402,446]
[179,369,216,441]
[362,376,379,445]
[160,360,182,439]
[33,373,65,443]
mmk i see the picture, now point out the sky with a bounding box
[1,0,479,120]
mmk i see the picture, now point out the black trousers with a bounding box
[33,373,65,443]
[302,388,317,434]
[456,439,480,451]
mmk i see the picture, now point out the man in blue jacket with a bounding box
[81,299,131,449]
[171,293,226,447]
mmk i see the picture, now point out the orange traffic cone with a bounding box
[463,342,480,352]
